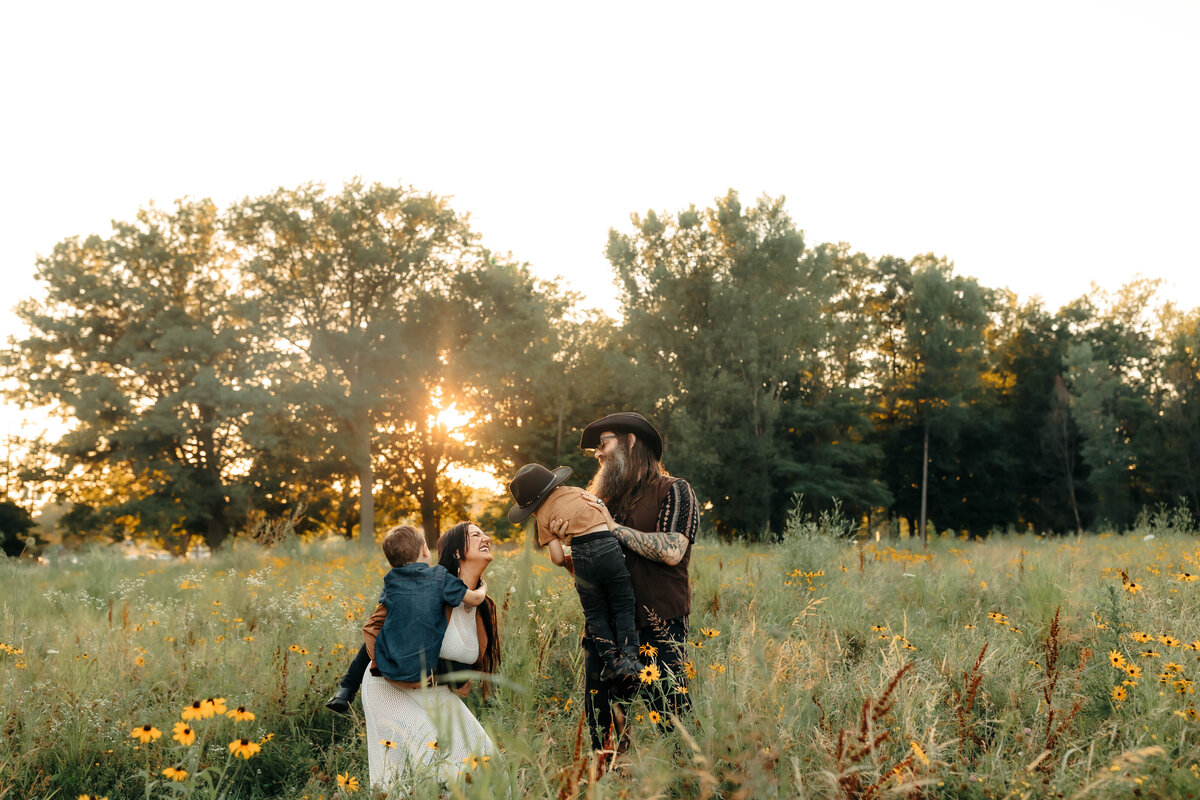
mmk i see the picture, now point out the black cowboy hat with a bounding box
[507,463,574,524]
[579,412,663,461]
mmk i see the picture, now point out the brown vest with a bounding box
[619,474,692,630]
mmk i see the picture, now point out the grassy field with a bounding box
[3,515,1200,799]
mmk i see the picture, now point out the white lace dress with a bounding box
[362,605,496,791]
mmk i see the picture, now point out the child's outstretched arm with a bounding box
[462,579,488,607]
[547,538,566,567]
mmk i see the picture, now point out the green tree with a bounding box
[874,255,991,542]
[227,180,476,547]
[0,500,36,557]
[1063,280,1163,529]
[607,191,846,538]
[5,200,266,549]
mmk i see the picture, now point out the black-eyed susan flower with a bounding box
[1186,641,1200,652]
[1175,678,1196,695]
[130,725,162,743]
[425,740,439,751]
[1111,686,1128,702]
[700,627,720,638]
[639,664,661,684]
[1164,662,1185,675]
[204,698,227,716]
[1124,664,1143,680]
[647,710,662,725]
[1124,582,1142,595]
[684,661,696,680]
[172,722,195,746]
[1139,651,1162,658]
[134,656,146,667]
[964,624,976,630]
[336,772,360,792]
[1027,660,1042,670]
[161,766,188,782]
[638,643,658,658]
[1108,650,1127,669]
[1130,631,1153,643]
[380,740,397,749]
[1159,635,1181,648]
[77,795,109,800]
[871,625,888,633]
[709,663,726,674]
[910,741,930,766]
[227,705,255,722]
[228,738,261,759]
[1176,572,1197,582]
[181,700,206,721]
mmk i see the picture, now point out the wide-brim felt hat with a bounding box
[579,412,663,460]
[507,464,574,524]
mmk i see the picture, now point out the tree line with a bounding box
[3,181,1198,551]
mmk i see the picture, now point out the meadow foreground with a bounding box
[2,524,1199,799]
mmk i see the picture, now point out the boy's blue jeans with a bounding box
[570,531,638,663]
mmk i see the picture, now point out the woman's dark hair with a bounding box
[438,522,501,680]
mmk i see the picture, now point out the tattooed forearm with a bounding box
[611,525,687,566]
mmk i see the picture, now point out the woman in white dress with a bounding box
[361,522,501,792]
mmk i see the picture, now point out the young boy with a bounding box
[508,463,642,682]
[326,525,487,711]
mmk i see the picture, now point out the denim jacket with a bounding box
[373,562,467,682]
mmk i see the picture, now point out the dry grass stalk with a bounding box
[950,641,988,762]
[826,661,915,799]
[1038,607,1087,762]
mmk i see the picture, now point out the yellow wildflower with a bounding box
[228,738,261,759]
[161,766,188,782]
[172,722,195,747]
[130,725,162,744]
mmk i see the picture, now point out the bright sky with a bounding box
[2,0,1198,443]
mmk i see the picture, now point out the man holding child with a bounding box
[553,412,699,753]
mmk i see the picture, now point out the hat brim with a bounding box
[507,465,573,524]
[579,412,663,460]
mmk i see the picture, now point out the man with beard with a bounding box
[551,411,699,755]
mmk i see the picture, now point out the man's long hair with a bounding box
[588,433,667,525]
[437,522,501,681]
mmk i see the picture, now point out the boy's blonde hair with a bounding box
[382,525,425,567]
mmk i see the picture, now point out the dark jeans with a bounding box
[338,644,371,691]
[570,531,638,663]
[582,615,691,750]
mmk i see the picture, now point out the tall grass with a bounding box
[2,518,1200,798]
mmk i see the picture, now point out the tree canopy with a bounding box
[4,182,1198,550]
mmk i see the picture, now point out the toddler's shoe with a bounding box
[324,686,355,714]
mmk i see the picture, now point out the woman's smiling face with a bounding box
[463,524,493,568]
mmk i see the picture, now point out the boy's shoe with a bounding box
[325,686,355,714]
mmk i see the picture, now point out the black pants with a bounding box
[570,532,638,663]
[582,615,691,750]
[337,644,371,691]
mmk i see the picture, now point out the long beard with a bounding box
[588,445,628,503]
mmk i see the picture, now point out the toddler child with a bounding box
[507,463,641,681]
[326,525,486,709]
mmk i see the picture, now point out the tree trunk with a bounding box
[351,408,375,549]
[919,420,930,548]
[419,436,444,550]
